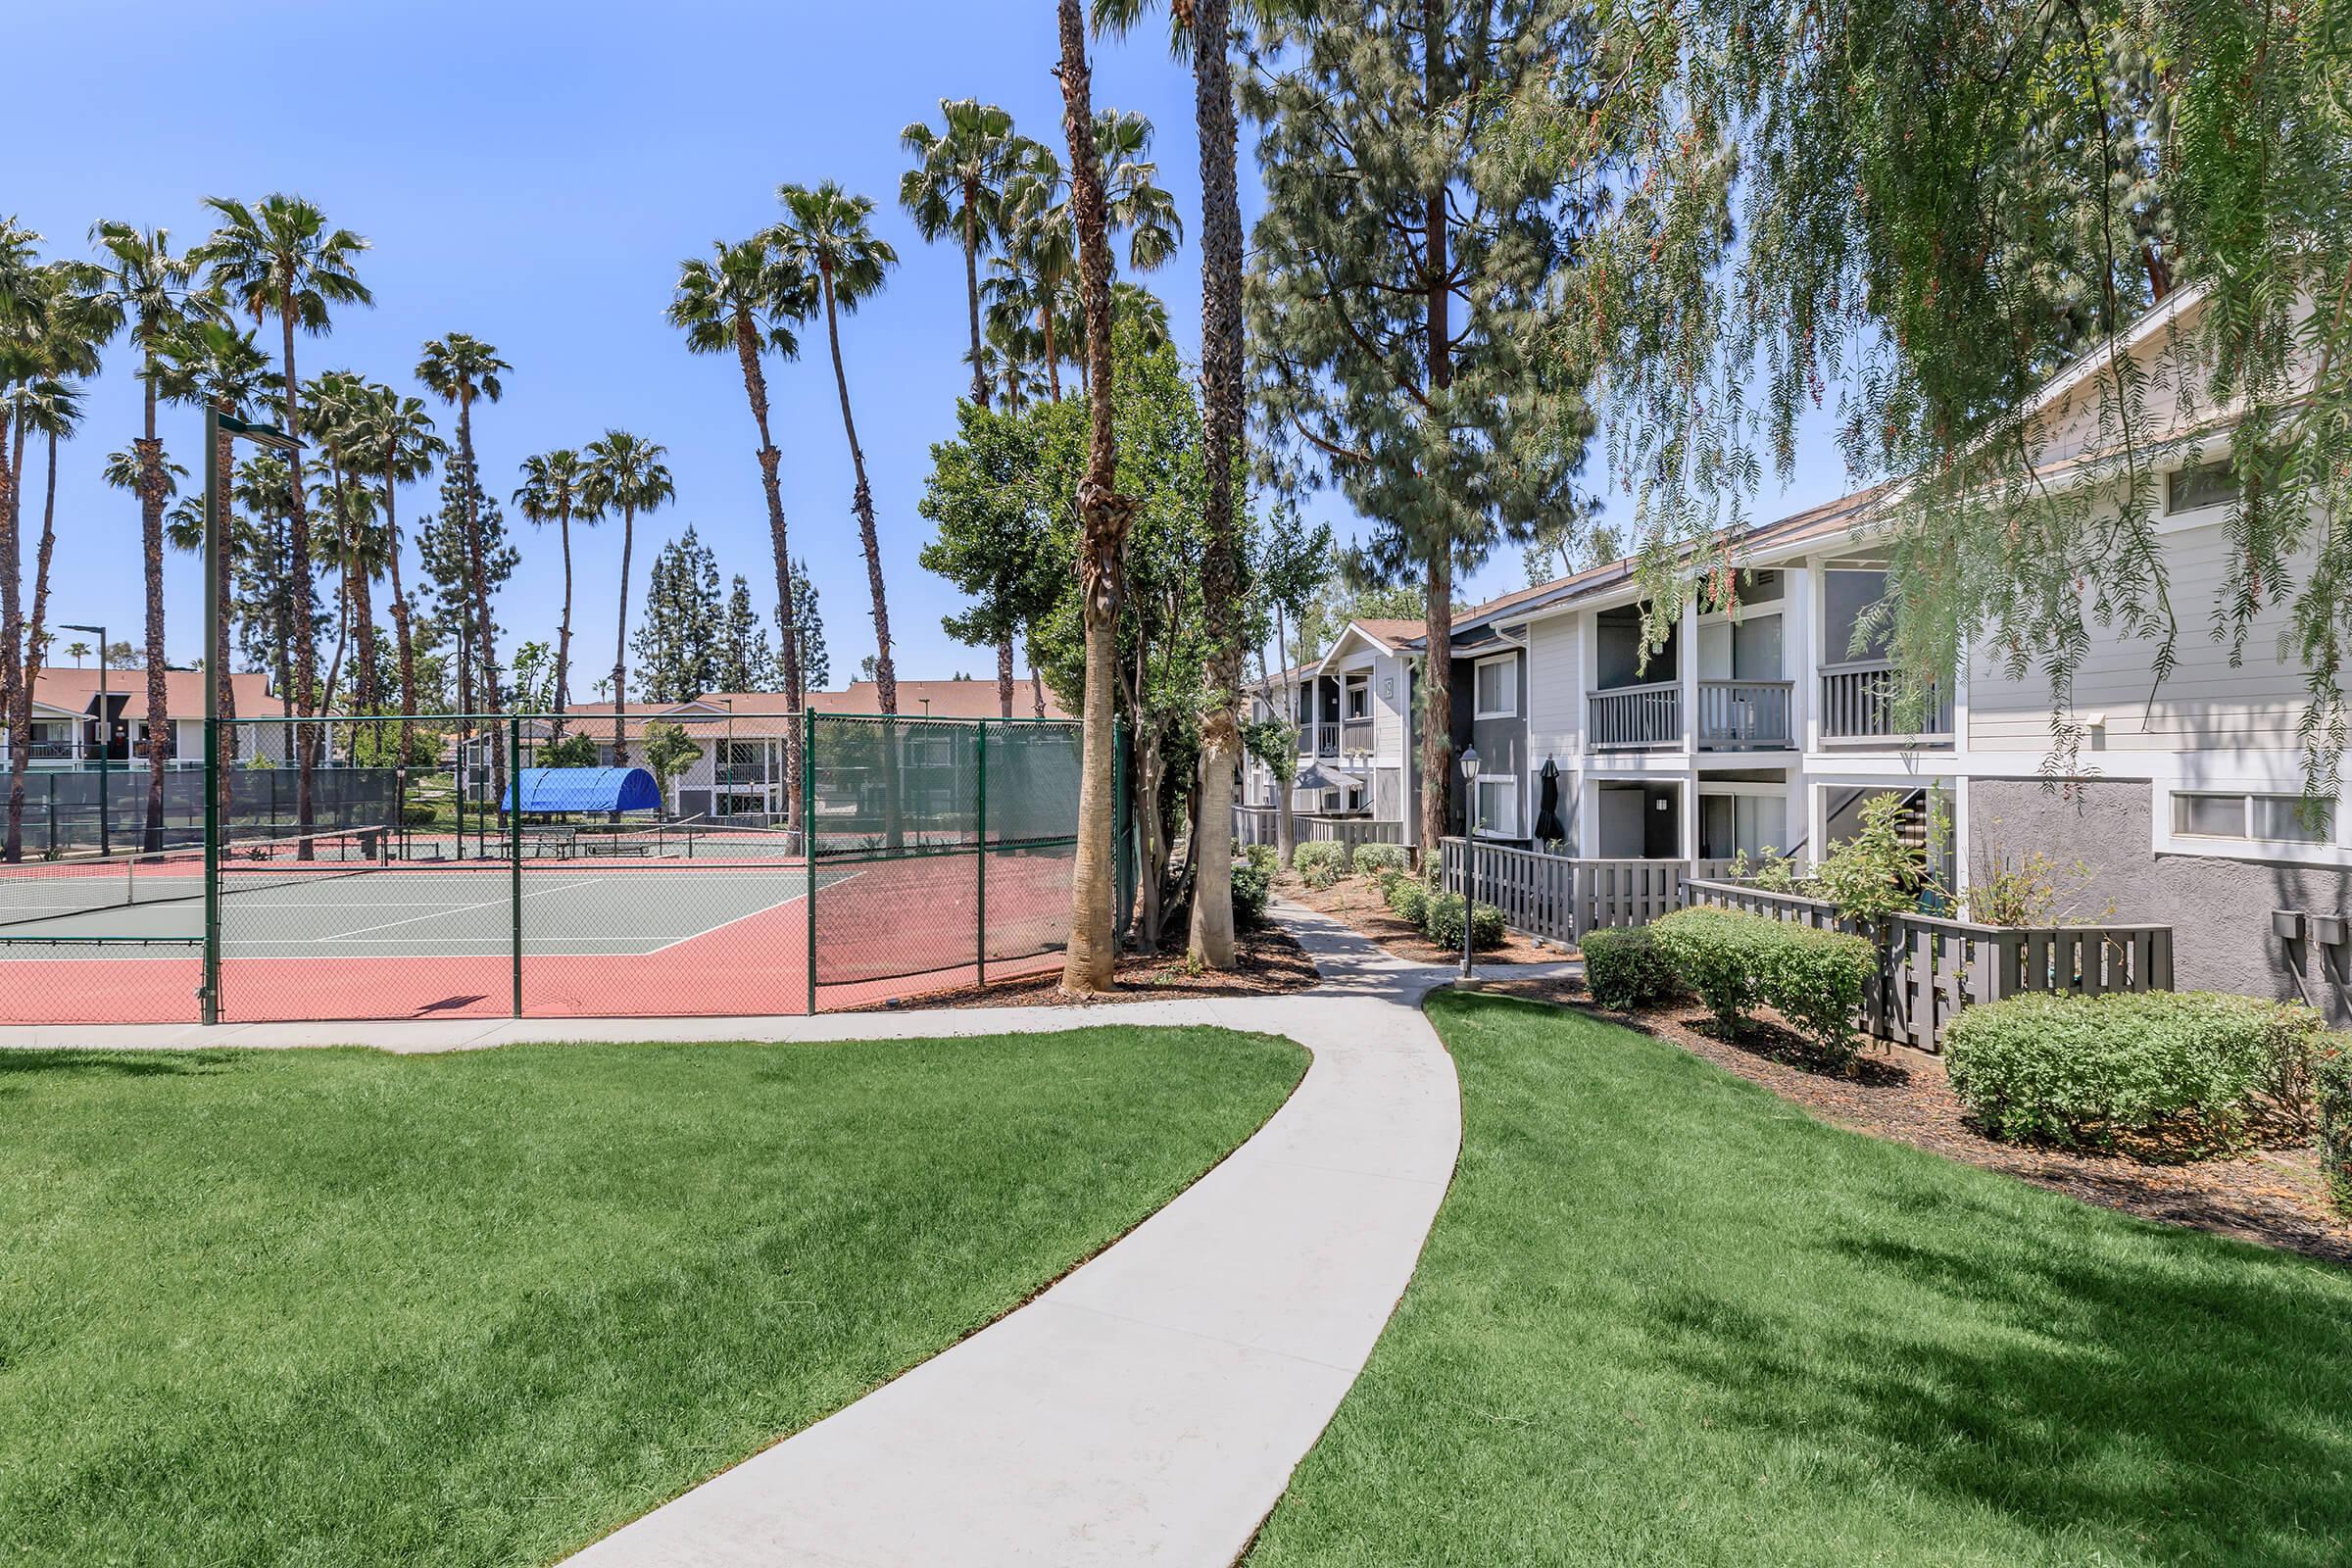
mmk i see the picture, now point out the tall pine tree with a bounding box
[717,573,778,692]
[416,452,516,713]
[632,527,725,703]
[785,557,828,692]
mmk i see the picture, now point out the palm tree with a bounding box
[64,639,89,667]
[580,431,673,763]
[899,99,1027,410]
[198,194,371,851]
[2,264,103,860]
[1098,0,1248,966]
[512,449,590,732]
[1095,108,1185,272]
[1000,146,1077,400]
[302,371,376,732]
[155,318,277,793]
[1001,124,1178,394]
[1055,0,1132,993]
[345,384,443,733]
[0,217,44,591]
[416,332,512,802]
[79,221,208,851]
[665,237,813,813]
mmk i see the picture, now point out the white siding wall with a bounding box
[1372,652,1407,760]
[1526,612,1582,760]
[1968,513,2329,751]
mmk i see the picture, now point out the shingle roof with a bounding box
[30,665,274,718]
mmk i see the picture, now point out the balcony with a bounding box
[1307,720,1340,756]
[1589,681,1679,750]
[1340,716,1374,756]
[1694,679,1793,750]
[1819,660,1954,743]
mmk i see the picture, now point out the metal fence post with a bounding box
[975,719,988,988]
[804,708,817,1015]
[509,713,522,1018]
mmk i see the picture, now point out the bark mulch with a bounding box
[1277,871,1565,966]
[1471,973,2352,1270]
[850,923,1320,1012]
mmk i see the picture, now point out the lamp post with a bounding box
[202,409,301,1025]
[61,624,108,856]
[1459,743,1480,979]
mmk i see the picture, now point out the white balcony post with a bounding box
[1792,558,1821,754]
[1574,610,1595,755]
[1676,596,1699,754]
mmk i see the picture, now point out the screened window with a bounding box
[1345,678,1370,719]
[2174,791,2333,844]
[2166,460,2236,515]
[1823,569,1893,663]
[1473,657,1515,718]
[1474,775,1519,838]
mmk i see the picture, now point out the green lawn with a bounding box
[0,1028,1305,1566]
[1250,994,2352,1567]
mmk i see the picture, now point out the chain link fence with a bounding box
[0,709,1126,1025]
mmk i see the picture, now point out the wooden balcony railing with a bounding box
[1340,717,1375,756]
[1311,720,1341,755]
[1819,660,1954,741]
[1588,681,1680,749]
[1694,678,1793,749]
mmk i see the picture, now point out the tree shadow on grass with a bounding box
[0,1050,239,1080]
[1639,1202,2352,1563]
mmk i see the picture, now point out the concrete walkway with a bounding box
[0,906,1554,1566]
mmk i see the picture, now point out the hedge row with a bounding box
[1647,906,1877,1064]
[1381,866,1502,951]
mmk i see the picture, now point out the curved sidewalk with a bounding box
[563,904,1470,1567]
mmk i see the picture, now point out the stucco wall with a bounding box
[1970,775,2352,1022]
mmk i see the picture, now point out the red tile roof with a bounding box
[30,665,274,718]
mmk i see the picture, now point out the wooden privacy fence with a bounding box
[1439,838,1684,945]
[1234,809,1407,850]
[1684,879,2174,1052]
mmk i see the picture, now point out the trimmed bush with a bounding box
[1943,991,2313,1149]
[2319,1038,2352,1216]
[1581,926,1680,1010]
[1231,851,1275,929]
[1388,876,1431,927]
[1352,842,1407,877]
[1423,892,1505,953]
[1649,906,1874,1060]
[1293,841,1347,876]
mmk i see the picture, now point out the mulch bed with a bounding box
[850,922,1320,1012]
[1472,972,2352,1269]
[1277,871,1566,966]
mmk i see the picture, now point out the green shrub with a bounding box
[1301,860,1341,891]
[1352,842,1407,877]
[1581,926,1680,1010]
[1388,876,1431,926]
[1649,906,1874,1060]
[1943,991,2309,1149]
[1422,892,1505,952]
[1293,841,1347,876]
[1231,852,1275,929]
[2318,1038,2352,1216]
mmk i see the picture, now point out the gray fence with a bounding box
[0,765,397,856]
[1685,878,2174,1052]
[1438,838,1685,945]
[1237,808,1406,850]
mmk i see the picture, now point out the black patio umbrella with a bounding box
[1534,757,1565,842]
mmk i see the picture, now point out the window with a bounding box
[2174,790,2333,844]
[1345,678,1370,719]
[2166,460,2236,515]
[1473,656,1516,718]
[1474,775,1519,838]
[1700,793,1789,859]
[1346,784,1366,813]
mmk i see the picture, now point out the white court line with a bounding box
[643,866,860,953]
[320,878,607,941]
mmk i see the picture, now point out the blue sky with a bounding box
[13,0,1846,690]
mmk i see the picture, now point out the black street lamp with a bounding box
[61,623,108,856]
[1459,744,1481,979]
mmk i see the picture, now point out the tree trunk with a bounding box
[456,392,505,809]
[218,429,239,823]
[820,268,897,716]
[1041,304,1063,401]
[1057,0,1133,995]
[7,428,65,860]
[997,635,1014,717]
[1186,0,1246,968]
[382,452,415,824]
[1,409,27,861]
[553,504,574,729]
[962,188,989,410]
[1030,651,1046,718]
[612,504,635,764]
[738,316,803,825]
[137,368,171,853]
[1415,8,1453,869]
[277,297,319,856]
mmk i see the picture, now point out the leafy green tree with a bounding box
[1244,1,1600,858]
[512,449,589,730]
[1250,500,1333,866]
[416,451,516,717]
[199,194,371,852]
[580,430,674,763]
[916,401,1064,714]
[416,332,511,797]
[641,720,705,801]
[632,527,725,703]
[900,99,1029,409]
[786,558,829,691]
[771,182,901,714]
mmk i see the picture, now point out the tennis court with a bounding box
[0,712,1104,1025]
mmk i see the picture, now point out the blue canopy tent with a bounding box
[504,766,662,815]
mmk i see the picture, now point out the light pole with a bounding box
[202,409,301,1025]
[1459,744,1481,980]
[61,624,108,856]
